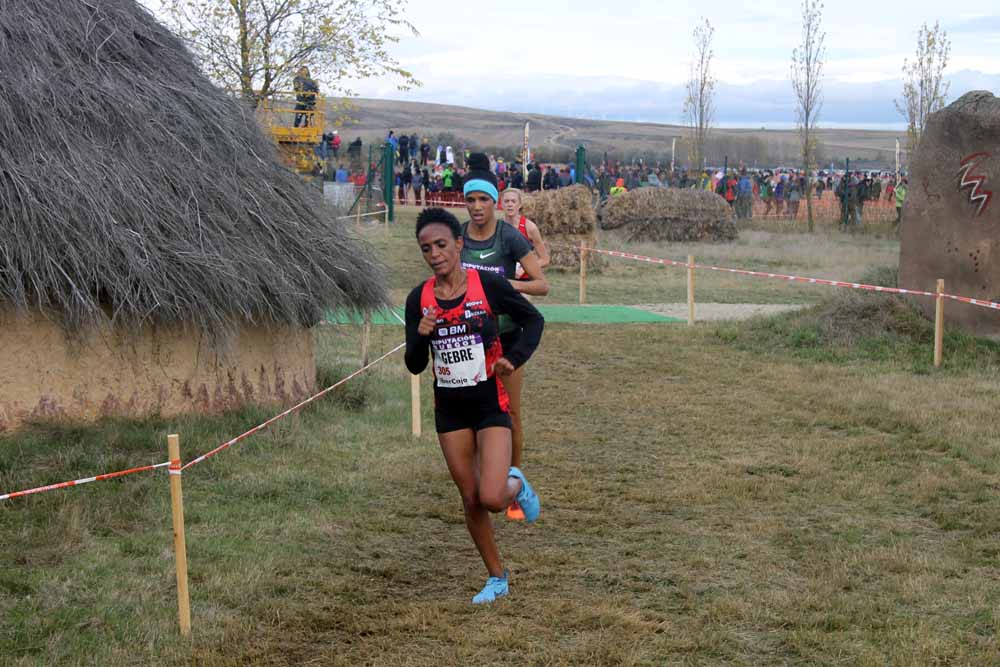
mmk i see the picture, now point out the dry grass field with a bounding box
[339,98,905,163]
[369,207,901,308]
[2,212,999,665]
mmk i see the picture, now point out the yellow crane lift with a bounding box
[256,90,326,175]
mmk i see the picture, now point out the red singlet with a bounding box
[418,269,509,409]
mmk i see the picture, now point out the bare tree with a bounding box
[683,18,715,171]
[162,0,418,106]
[895,21,950,153]
[790,0,825,232]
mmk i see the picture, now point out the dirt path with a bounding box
[545,122,576,147]
[636,302,810,321]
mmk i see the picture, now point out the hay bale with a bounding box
[599,188,737,243]
[520,185,602,270]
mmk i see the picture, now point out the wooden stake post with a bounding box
[934,279,944,368]
[410,373,422,437]
[360,313,372,368]
[687,255,696,327]
[579,241,588,305]
[167,434,192,637]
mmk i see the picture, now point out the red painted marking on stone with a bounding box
[958,152,993,217]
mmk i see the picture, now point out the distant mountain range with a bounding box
[357,70,999,129]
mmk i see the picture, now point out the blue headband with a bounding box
[463,179,498,202]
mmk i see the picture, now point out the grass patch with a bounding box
[315,362,372,411]
[0,325,413,665]
[716,266,1000,373]
[5,212,1000,664]
[3,323,1000,664]
[369,207,900,307]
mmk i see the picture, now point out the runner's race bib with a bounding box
[431,334,487,388]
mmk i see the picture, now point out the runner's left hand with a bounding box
[493,357,515,377]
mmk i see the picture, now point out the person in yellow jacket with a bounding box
[609,177,627,196]
[894,178,907,225]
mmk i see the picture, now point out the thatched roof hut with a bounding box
[0,0,386,429]
[1,0,386,332]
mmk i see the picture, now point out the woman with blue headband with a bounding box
[459,153,548,521]
[460,154,548,296]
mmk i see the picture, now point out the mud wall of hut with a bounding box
[0,309,316,432]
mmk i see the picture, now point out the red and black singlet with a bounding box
[419,268,510,410]
[512,216,530,280]
[405,268,544,405]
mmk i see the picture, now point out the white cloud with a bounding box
[140,0,1000,126]
[369,0,1000,84]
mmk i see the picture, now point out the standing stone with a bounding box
[899,91,1000,337]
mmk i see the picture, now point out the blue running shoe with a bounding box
[472,571,509,604]
[508,467,540,523]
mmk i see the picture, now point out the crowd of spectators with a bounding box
[384,129,586,205]
[596,160,906,225]
[314,127,908,226]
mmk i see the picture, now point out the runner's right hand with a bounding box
[417,306,438,336]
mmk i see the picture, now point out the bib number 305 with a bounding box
[431,334,487,388]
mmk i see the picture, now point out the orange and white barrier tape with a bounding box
[573,244,1000,311]
[0,461,170,501]
[336,210,386,221]
[1,340,405,499]
[182,341,405,470]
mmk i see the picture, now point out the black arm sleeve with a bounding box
[404,285,430,375]
[480,272,544,368]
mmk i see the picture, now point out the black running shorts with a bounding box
[434,377,512,434]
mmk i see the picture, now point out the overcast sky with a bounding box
[143,1,1000,127]
[362,1,1000,85]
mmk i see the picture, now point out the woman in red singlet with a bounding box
[498,188,549,520]
[405,207,545,604]
[501,188,550,277]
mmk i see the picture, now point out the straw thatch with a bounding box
[520,185,602,270]
[0,0,386,335]
[599,188,737,243]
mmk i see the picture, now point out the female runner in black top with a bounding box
[405,208,544,604]
[460,153,549,521]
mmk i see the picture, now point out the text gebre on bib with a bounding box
[431,334,487,388]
